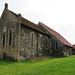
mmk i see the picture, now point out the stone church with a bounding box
[0,3,73,61]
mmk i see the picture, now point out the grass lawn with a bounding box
[0,56,75,75]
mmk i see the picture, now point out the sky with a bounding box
[0,0,75,44]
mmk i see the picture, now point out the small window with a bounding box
[3,27,6,47]
[3,32,5,47]
[9,29,12,46]
[30,32,34,46]
[56,42,58,49]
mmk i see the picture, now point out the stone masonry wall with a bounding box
[20,24,50,60]
[38,23,73,57]
[0,9,19,61]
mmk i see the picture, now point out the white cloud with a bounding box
[0,0,75,44]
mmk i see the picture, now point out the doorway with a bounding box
[3,52,6,59]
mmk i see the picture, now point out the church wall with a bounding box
[20,25,50,60]
[20,24,72,61]
[37,33,50,57]
[63,45,72,56]
[20,25,37,60]
[0,9,20,61]
[0,22,19,61]
[72,48,75,55]
[38,24,73,57]
[50,37,73,57]
[50,37,64,57]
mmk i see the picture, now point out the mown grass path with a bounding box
[0,56,75,75]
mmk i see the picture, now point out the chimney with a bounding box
[5,3,8,9]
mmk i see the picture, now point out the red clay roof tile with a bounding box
[38,22,73,47]
[73,45,75,49]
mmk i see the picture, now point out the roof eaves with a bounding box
[38,22,73,47]
[8,10,47,35]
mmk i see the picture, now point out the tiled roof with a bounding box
[38,22,73,47]
[73,45,75,49]
[21,17,46,34]
[8,9,73,47]
[9,10,46,34]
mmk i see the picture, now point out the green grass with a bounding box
[0,56,75,75]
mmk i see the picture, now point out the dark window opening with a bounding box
[3,52,6,59]
[31,33,33,46]
[3,32,5,47]
[56,42,58,49]
[9,29,12,46]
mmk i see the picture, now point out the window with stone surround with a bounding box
[3,27,6,47]
[30,32,34,47]
[56,42,58,49]
[9,29,13,46]
[3,32,5,47]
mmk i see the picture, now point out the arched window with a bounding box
[3,32,5,47]
[56,42,58,49]
[3,27,6,47]
[9,29,12,46]
[30,32,34,46]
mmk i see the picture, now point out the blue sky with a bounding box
[0,0,75,44]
